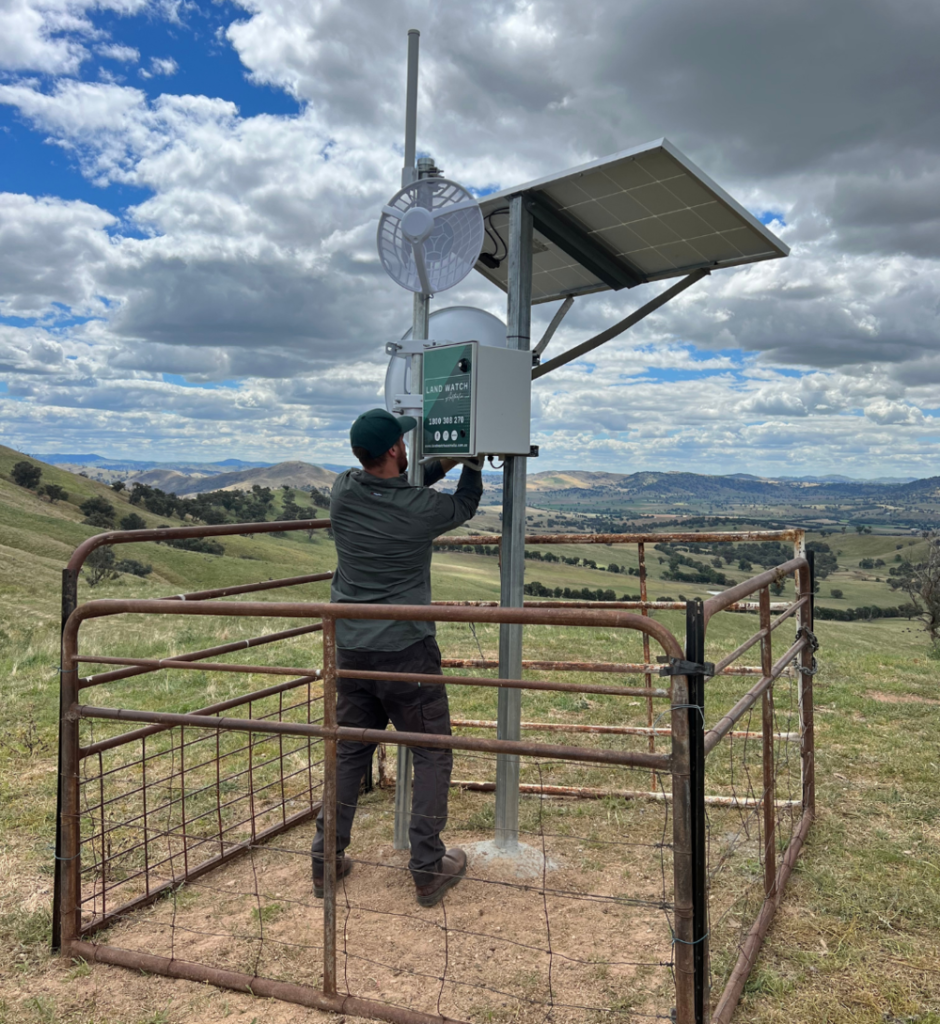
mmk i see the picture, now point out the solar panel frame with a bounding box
[474,138,789,304]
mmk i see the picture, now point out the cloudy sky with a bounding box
[1,0,939,477]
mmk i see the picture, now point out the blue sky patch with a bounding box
[0,313,37,328]
[0,0,299,220]
[162,373,242,389]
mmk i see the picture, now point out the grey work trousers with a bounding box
[311,636,453,886]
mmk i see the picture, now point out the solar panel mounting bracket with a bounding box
[521,192,642,291]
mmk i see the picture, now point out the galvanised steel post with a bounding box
[393,28,426,850]
[685,599,709,1023]
[495,193,533,849]
[52,566,79,951]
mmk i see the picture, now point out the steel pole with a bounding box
[393,29,429,843]
[495,194,533,849]
[394,288,427,849]
[402,30,419,188]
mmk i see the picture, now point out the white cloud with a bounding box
[98,43,139,63]
[139,55,178,78]
[1,0,940,473]
[0,0,152,75]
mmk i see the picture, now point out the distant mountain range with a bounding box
[34,454,922,486]
[521,469,938,502]
[29,454,938,515]
[35,454,273,472]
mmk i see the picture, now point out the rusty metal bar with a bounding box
[798,557,816,818]
[452,719,671,736]
[66,518,332,573]
[77,655,670,699]
[711,596,807,677]
[58,625,82,956]
[703,557,806,625]
[66,601,686,663]
[437,600,790,614]
[76,656,318,685]
[70,941,469,1024]
[767,594,808,633]
[160,572,333,603]
[449,719,798,741]
[703,637,806,756]
[74,705,672,771]
[78,623,324,688]
[711,809,814,1024]
[442,658,768,676]
[759,587,777,899]
[321,618,338,996]
[80,675,318,757]
[712,629,767,678]
[53,566,80,950]
[451,780,800,809]
[437,530,801,547]
[339,668,670,699]
[638,541,656,789]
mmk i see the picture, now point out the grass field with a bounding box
[0,452,938,1023]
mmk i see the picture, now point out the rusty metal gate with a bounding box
[54,519,816,1023]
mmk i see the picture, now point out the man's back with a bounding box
[330,463,482,650]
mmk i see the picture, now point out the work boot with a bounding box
[312,854,353,898]
[415,848,467,908]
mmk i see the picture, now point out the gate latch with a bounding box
[657,657,715,678]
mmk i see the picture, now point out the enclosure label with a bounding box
[423,343,473,456]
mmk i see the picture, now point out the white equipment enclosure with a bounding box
[422,341,531,458]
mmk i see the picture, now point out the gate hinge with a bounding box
[657,657,715,678]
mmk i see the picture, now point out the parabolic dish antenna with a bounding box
[384,305,507,415]
[377,178,485,295]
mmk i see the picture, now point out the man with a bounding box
[312,407,483,907]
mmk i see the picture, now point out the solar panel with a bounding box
[475,138,789,304]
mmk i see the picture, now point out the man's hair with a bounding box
[352,445,385,472]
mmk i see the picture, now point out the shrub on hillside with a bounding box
[11,461,42,489]
[80,496,116,529]
[158,537,225,556]
[119,513,147,531]
[114,558,152,577]
[40,483,68,504]
[83,547,116,586]
[82,548,153,585]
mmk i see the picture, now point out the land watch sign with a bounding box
[423,342,474,456]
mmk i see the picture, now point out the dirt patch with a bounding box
[74,809,675,1024]
[867,690,940,706]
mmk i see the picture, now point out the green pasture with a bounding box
[0,453,938,1022]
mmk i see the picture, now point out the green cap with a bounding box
[349,408,417,459]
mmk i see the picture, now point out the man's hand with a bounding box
[430,457,485,473]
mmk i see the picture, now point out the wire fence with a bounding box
[55,521,816,1024]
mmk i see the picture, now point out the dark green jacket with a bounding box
[329,461,483,650]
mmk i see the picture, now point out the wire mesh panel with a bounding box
[75,677,324,934]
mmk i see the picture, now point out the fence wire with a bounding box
[74,657,681,1022]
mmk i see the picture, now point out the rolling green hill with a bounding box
[0,446,938,1023]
